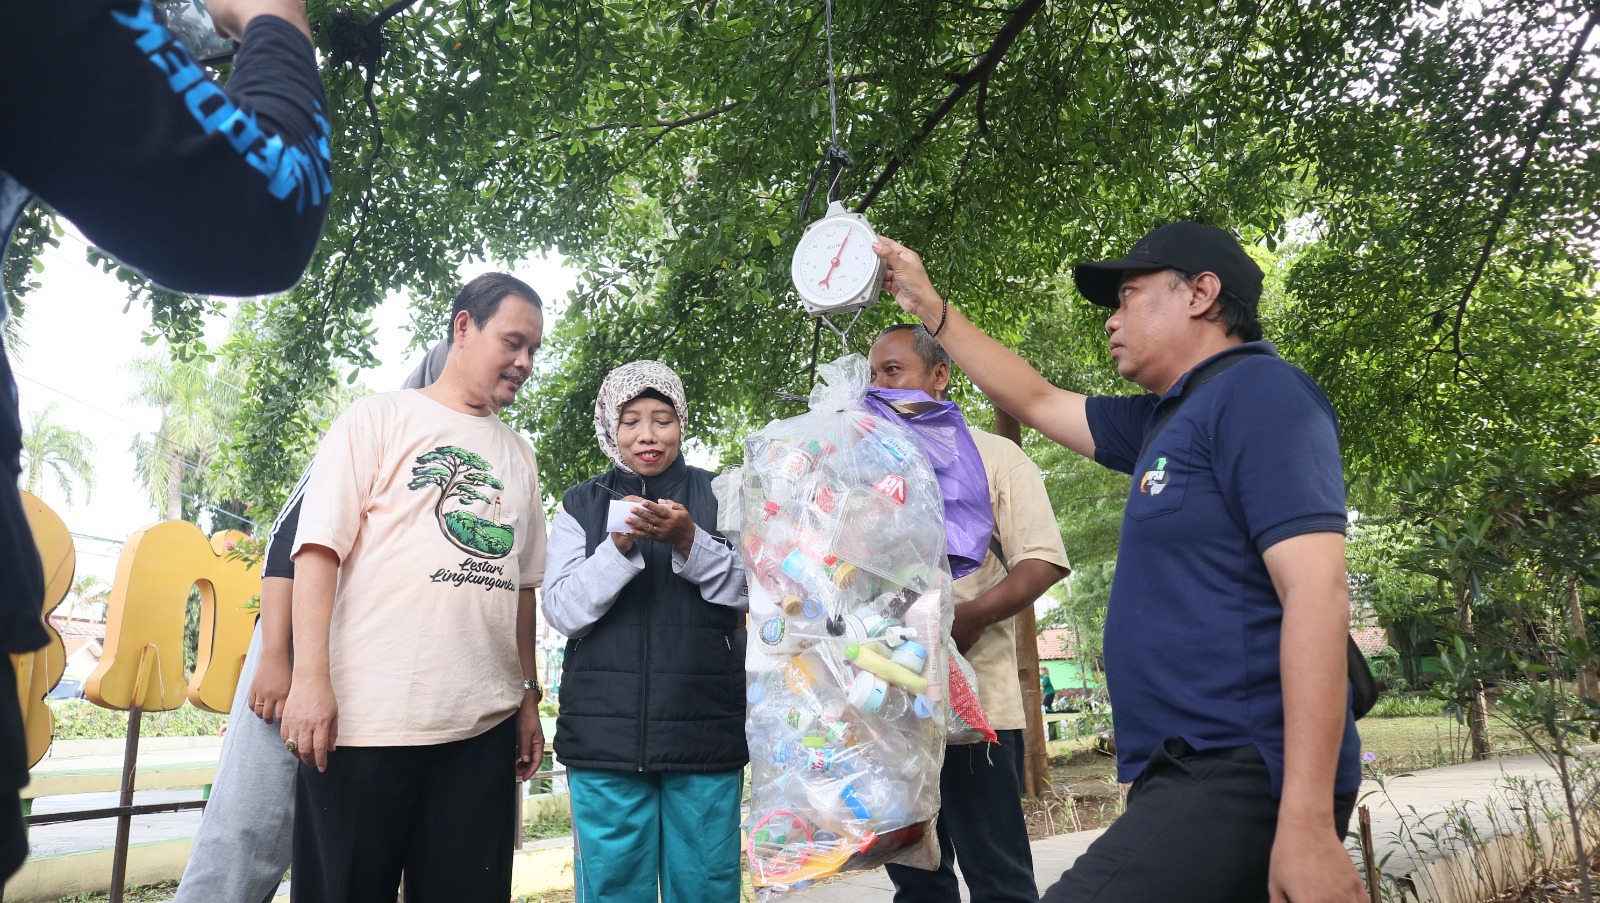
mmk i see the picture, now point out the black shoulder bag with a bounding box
[1137,354,1380,720]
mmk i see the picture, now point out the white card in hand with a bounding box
[607,499,638,534]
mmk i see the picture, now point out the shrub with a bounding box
[1367,647,1403,690]
[48,699,229,740]
[1365,691,1448,719]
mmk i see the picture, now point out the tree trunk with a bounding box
[1458,584,1493,760]
[995,406,1050,797]
[1570,575,1599,704]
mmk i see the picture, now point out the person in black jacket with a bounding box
[0,0,329,881]
[542,360,749,903]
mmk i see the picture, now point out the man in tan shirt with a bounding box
[279,273,550,903]
[870,324,1072,903]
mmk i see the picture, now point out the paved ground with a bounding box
[17,741,1594,901]
[788,750,1593,902]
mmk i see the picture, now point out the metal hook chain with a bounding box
[797,0,853,216]
[825,0,839,148]
[818,308,866,346]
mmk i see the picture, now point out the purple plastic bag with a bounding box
[863,388,994,580]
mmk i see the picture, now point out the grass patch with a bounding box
[1048,714,1508,782]
[1357,713,1528,773]
[55,881,179,902]
[523,804,574,842]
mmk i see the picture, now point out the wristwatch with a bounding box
[522,678,544,702]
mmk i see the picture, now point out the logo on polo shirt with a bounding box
[1139,456,1169,495]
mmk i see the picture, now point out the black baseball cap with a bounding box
[1073,222,1264,309]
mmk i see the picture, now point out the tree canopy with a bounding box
[5,0,1597,558]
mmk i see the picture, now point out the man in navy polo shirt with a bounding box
[870,224,1364,903]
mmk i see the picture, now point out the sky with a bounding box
[9,223,578,587]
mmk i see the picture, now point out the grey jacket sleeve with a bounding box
[540,509,643,638]
[671,527,750,613]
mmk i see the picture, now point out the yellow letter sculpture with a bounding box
[87,521,259,713]
[9,491,72,768]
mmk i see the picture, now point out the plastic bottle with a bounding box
[846,642,929,695]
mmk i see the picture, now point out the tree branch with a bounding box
[372,0,420,28]
[541,99,747,140]
[856,0,1048,212]
[1450,10,1597,378]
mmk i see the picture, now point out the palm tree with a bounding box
[65,575,110,624]
[126,353,241,524]
[21,402,96,506]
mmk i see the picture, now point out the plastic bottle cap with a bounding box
[839,783,872,819]
[847,671,887,713]
[913,694,934,718]
[890,641,928,673]
[857,611,885,636]
[801,595,826,620]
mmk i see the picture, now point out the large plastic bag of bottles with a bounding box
[732,356,952,897]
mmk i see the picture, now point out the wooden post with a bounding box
[110,645,160,903]
[1358,805,1381,903]
[108,703,142,903]
[994,406,1050,798]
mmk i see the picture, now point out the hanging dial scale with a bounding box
[789,0,884,337]
[792,200,885,317]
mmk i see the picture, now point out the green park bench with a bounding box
[19,761,218,818]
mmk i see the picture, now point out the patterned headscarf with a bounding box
[593,360,689,473]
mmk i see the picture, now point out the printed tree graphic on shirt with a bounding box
[408,446,514,559]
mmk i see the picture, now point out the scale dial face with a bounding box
[791,210,884,313]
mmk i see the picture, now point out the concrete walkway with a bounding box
[10,743,1595,903]
[790,749,1598,903]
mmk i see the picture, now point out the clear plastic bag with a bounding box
[737,356,954,896]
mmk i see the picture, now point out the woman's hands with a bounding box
[611,496,696,557]
[247,652,292,724]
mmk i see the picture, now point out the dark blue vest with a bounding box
[555,455,748,772]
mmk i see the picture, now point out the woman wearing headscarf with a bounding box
[542,360,748,903]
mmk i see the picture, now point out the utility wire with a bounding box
[15,371,258,531]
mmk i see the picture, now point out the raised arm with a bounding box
[0,0,330,295]
[541,509,644,638]
[873,237,1097,459]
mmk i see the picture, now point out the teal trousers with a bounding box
[568,767,744,903]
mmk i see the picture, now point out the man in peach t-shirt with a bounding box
[280,272,549,903]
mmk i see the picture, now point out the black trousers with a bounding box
[1042,738,1357,903]
[291,715,517,903]
[886,728,1036,903]
[0,662,27,883]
